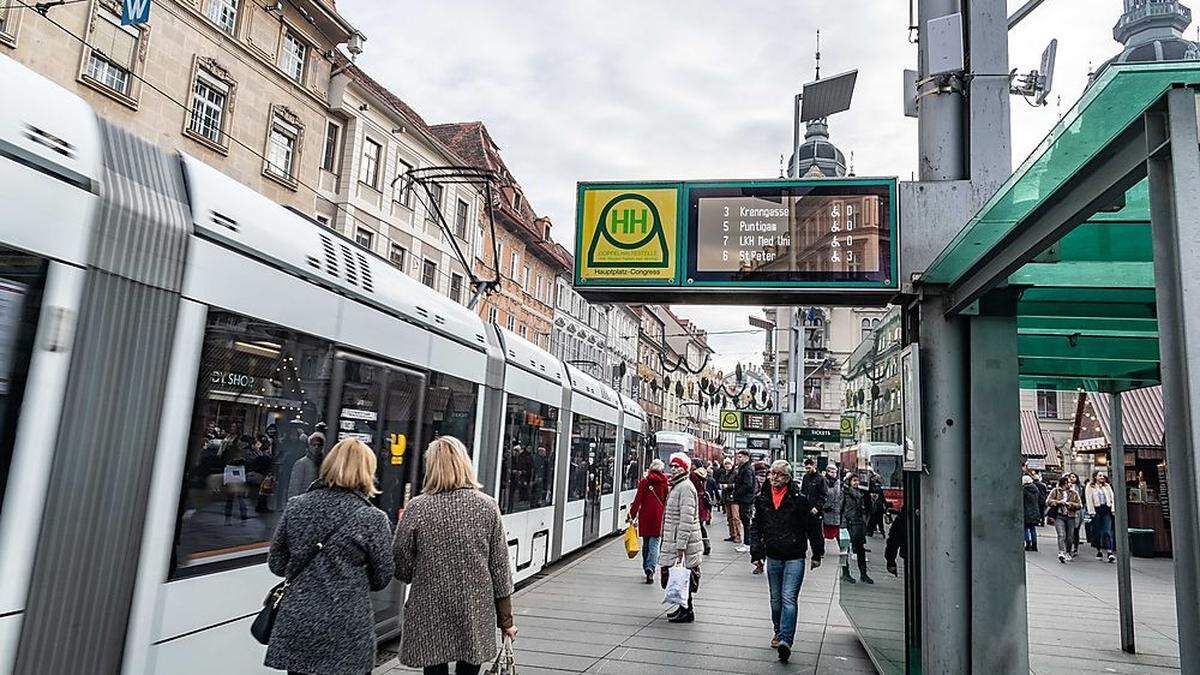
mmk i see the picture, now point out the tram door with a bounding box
[582,444,602,544]
[330,353,425,638]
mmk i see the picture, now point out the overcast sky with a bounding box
[345,0,1163,371]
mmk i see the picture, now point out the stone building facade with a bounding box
[552,267,611,380]
[1,0,362,216]
[431,122,566,348]
[635,305,667,434]
[326,65,485,304]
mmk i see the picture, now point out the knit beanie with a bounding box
[669,452,691,472]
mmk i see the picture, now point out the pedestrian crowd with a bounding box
[629,449,898,663]
[259,435,905,674]
[1022,467,1119,564]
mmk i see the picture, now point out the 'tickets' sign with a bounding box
[576,184,679,284]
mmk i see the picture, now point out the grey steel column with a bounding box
[1146,86,1200,673]
[968,304,1029,673]
[917,0,965,181]
[1109,392,1136,653]
[918,298,971,674]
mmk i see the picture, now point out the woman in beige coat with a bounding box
[393,436,518,675]
[657,452,704,623]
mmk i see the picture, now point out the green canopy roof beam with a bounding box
[1018,376,1158,393]
[1009,261,1156,288]
[943,123,1149,316]
[1017,316,1158,333]
[1017,332,1160,362]
[1016,355,1159,382]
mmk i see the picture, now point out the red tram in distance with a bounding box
[840,442,905,513]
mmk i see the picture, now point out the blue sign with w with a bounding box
[121,0,151,25]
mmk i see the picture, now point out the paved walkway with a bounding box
[378,511,872,675]
[1025,528,1180,674]
[376,520,1183,675]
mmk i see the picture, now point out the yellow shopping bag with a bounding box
[623,522,640,559]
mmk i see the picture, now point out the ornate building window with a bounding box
[78,2,148,107]
[262,105,303,188]
[184,56,236,153]
[203,0,239,35]
[1,1,24,48]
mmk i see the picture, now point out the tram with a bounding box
[653,430,724,465]
[840,441,905,512]
[0,56,648,675]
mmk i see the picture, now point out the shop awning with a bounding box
[1072,385,1165,452]
[921,62,1200,393]
[1020,410,1052,459]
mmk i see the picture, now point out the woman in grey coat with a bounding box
[657,452,704,623]
[265,438,395,675]
[394,436,518,675]
[822,463,844,539]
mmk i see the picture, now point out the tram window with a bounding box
[498,395,557,514]
[599,422,616,495]
[0,250,47,513]
[568,414,616,500]
[422,372,477,455]
[621,430,644,491]
[171,310,333,578]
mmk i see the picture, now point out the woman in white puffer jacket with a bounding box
[657,452,704,623]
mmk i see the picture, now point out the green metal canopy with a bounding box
[921,62,1200,393]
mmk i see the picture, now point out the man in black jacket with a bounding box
[749,460,814,664]
[798,458,827,568]
[732,451,757,554]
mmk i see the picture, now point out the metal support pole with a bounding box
[918,297,971,674]
[1110,392,1136,654]
[969,302,1029,674]
[1146,86,1200,673]
[917,0,966,181]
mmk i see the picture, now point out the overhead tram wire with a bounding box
[13,0,491,296]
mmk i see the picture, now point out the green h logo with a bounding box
[611,208,649,235]
[586,192,669,269]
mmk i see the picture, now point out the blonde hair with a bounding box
[319,438,380,496]
[422,435,481,495]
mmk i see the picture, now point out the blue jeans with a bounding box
[1024,524,1037,546]
[766,557,806,647]
[641,536,660,575]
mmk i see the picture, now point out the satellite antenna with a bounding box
[800,69,859,122]
[1010,38,1058,105]
[1035,38,1058,106]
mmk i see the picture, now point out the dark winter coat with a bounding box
[629,470,669,537]
[799,471,828,511]
[750,481,815,561]
[690,473,712,522]
[732,461,757,504]
[265,486,394,675]
[840,485,868,528]
[393,488,514,668]
[885,505,907,564]
[1023,482,1044,526]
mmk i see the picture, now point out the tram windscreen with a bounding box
[656,442,685,463]
[871,455,903,489]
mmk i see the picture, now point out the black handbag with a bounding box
[251,518,357,645]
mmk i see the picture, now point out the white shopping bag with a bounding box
[223,464,246,485]
[663,564,691,606]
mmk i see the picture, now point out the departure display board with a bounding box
[687,181,894,286]
[574,178,898,304]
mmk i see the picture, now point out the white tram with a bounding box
[0,55,649,675]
